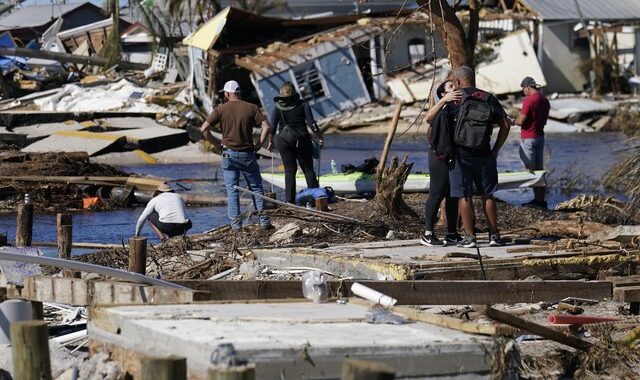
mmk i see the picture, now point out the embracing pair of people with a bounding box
[421,66,511,249]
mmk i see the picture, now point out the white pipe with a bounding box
[0,249,187,289]
[351,282,397,308]
[53,330,87,346]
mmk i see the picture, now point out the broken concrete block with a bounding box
[587,225,640,243]
[269,222,302,244]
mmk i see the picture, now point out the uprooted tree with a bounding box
[372,104,417,221]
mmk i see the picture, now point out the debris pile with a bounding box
[0,145,129,212]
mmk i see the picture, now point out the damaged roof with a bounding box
[236,23,380,78]
[522,0,640,21]
[0,2,94,30]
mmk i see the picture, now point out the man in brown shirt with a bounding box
[200,80,272,230]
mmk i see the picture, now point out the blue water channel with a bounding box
[0,131,629,255]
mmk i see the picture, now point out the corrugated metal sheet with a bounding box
[0,2,88,30]
[522,0,640,20]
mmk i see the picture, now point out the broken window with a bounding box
[571,29,590,50]
[293,62,326,100]
[408,38,427,65]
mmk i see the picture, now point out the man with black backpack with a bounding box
[449,66,511,248]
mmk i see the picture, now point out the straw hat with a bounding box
[157,183,173,192]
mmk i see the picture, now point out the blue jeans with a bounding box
[519,137,544,171]
[222,149,270,229]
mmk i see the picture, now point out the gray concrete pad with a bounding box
[152,143,221,164]
[0,122,85,147]
[90,151,150,165]
[21,132,125,156]
[90,302,494,379]
[253,239,562,280]
[99,117,161,130]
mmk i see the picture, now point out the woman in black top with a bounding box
[421,80,463,247]
[269,82,324,203]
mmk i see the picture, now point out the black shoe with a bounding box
[445,233,463,245]
[260,223,275,231]
[420,233,445,247]
[489,232,506,247]
[457,235,477,248]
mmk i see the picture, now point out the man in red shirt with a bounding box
[515,76,550,208]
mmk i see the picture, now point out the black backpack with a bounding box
[453,91,493,149]
[430,107,455,163]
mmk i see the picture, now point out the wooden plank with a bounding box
[233,58,268,76]
[608,275,640,287]
[476,305,592,350]
[0,47,148,70]
[172,280,613,305]
[19,276,198,306]
[350,298,512,336]
[613,286,640,302]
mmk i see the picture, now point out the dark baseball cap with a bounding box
[520,76,538,88]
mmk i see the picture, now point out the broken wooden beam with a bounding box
[17,276,200,306]
[476,305,593,350]
[172,280,612,305]
[0,47,148,70]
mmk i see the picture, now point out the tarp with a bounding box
[181,7,230,51]
[0,31,28,72]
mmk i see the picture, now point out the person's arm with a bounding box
[256,120,271,151]
[515,97,530,126]
[200,108,219,134]
[424,90,462,123]
[134,199,156,236]
[303,102,323,148]
[491,117,511,157]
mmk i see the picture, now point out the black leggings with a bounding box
[277,135,319,203]
[425,149,459,233]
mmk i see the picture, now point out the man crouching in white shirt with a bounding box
[135,183,192,241]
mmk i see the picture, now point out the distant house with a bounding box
[121,22,156,65]
[183,6,443,116]
[0,2,109,45]
[238,24,378,120]
[482,0,640,93]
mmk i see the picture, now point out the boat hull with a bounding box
[261,170,546,194]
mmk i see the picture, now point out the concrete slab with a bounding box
[152,143,221,164]
[0,121,85,147]
[90,150,153,165]
[21,130,125,156]
[99,117,165,130]
[252,239,604,280]
[548,98,615,120]
[103,126,188,153]
[90,302,494,379]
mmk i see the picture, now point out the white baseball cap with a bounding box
[221,80,241,93]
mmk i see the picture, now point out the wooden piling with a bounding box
[56,213,72,259]
[315,197,329,211]
[57,213,79,278]
[208,365,256,380]
[10,321,52,380]
[128,237,147,275]
[15,202,34,247]
[341,359,395,380]
[140,356,186,380]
